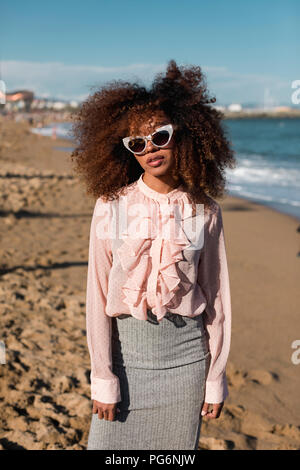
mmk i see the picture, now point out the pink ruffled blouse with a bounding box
[86,172,232,405]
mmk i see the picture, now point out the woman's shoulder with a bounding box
[93,181,140,223]
[95,180,139,205]
[204,195,221,219]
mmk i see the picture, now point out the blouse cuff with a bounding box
[91,376,122,404]
[204,374,229,404]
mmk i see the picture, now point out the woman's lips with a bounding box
[147,155,165,167]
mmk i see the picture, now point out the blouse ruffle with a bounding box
[116,191,195,322]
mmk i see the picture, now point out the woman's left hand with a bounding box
[200,401,224,419]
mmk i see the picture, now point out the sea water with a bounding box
[224,118,300,220]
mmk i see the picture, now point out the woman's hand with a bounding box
[92,400,120,421]
[200,401,224,419]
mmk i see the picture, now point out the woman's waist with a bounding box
[112,309,207,338]
[111,310,209,368]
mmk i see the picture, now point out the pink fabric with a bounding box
[86,172,232,405]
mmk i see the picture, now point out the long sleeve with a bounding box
[197,203,232,404]
[86,199,121,404]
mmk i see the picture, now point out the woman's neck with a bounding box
[142,172,180,195]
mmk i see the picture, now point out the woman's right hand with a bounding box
[92,400,120,421]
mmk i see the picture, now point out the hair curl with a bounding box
[70,59,236,208]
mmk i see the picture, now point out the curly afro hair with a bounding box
[70,59,236,207]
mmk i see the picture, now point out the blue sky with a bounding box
[1,0,299,105]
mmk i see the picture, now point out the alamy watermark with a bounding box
[0,80,6,104]
[95,200,205,251]
[291,339,300,365]
[0,341,6,364]
[291,80,300,105]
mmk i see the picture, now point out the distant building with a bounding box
[213,105,226,112]
[0,80,6,104]
[52,101,66,110]
[2,90,81,113]
[69,100,79,108]
[5,90,34,112]
[227,103,242,112]
[273,106,292,112]
[31,99,47,109]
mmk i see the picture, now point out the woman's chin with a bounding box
[145,160,172,175]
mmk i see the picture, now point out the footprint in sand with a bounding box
[244,369,278,385]
[226,362,278,389]
[271,423,300,441]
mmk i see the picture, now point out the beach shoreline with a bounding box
[224,192,300,224]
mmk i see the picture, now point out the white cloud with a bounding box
[2,60,166,100]
[1,60,293,105]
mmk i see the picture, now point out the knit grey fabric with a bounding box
[87,310,211,450]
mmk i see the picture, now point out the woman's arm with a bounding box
[197,203,232,404]
[86,198,121,404]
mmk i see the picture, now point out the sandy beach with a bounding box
[0,117,299,450]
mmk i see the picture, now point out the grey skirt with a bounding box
[87,309,211,451]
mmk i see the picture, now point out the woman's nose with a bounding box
[145,139,155,152]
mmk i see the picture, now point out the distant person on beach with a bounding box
[70,59,236,450]
[52,125,57,140]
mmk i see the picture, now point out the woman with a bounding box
[71,60,236,450]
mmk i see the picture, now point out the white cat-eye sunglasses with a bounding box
[122,124,174,155]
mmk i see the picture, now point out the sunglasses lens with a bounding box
[152,130,170,147]
[128,138,145,153]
